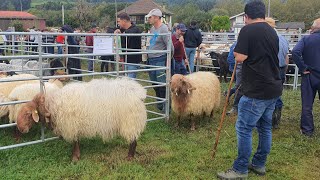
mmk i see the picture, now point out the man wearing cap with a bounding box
[292,18,320,137]
[85,24,97,72]
[265,17,289,129]
[172,23,189,75]
[146,8,170,111]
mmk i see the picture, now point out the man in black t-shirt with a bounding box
[114,12,142,78]
[217,1,282,179]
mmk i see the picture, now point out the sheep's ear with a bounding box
[32,110,40,123]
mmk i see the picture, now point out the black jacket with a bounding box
[184,25,202,48]
[119,24,142,64]
[61,25,79,54]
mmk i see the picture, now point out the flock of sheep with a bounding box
[0,70,221,161]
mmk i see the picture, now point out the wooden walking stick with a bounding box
[182,42,192,74]
[212,63,238,159]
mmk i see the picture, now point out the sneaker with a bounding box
[226,107,237,116]
[248,164,266,176]
[300,130,313,138]
[223,90,228,97]
[217,169,248,180]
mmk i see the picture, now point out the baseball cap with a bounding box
[265,17,276,28]
[146,9,162,18]
[177,23,187,32]
[91,23,97,28]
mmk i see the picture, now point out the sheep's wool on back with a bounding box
[172,71,221,116]
[46,78,147,143]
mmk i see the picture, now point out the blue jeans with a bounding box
[233,96,277,174]
[147,55,167,110]
[185,48,196,73]
[57,45,63,54]
[126,64,139,78]
[174,59,188,75]
[88,56,94,71]
[147,55,167,83]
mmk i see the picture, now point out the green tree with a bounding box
[211,16,230,32]
[11,21,24,32]
[215,0,245,16]
[209,8,229,16]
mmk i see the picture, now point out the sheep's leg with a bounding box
[190,114,196,131]
[14,127,21,142]
[224,72,228,82]
[72,141,80,162]
[175,115,181,128]
[127,140,137,160]
[210,110,214,119]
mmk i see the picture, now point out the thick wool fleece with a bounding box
[44,78,147,143]
[8,81,62,123]
[171,71,221,117]
[0,74,38,118]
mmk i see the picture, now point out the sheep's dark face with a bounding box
[170,74,196,97]
[16,102,39,133]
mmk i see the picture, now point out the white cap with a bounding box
[146,9,162,18]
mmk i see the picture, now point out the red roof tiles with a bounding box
[0,11,39,19]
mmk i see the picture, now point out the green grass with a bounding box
[1,71,320,179]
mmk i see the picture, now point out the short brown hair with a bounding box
[117,13,130,21]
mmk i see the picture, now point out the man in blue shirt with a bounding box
[292,18,320,137]
[266,17,289,129]
[226,41,244,116]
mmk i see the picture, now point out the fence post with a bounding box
[165,33,172,122]
[38,32,46,141]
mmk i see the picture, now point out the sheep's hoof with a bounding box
[72,156,80,162]
[127,156,134,161]
[190,126,196,131]
[14,136,21,143]
[174,123,180,128]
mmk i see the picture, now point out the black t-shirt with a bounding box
[120,24,142,64]
[235,22,282,99]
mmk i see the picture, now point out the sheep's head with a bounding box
[170,74,196,97]
[16,93,50,133]
[54,70,70,82]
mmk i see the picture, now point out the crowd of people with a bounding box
[1,1,319,178]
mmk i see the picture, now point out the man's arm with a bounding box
[285,54,289,65]
[234,52,248,63]
[292,38,309,74]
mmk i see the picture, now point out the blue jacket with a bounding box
[292,31,320,73]
[227,42,237,72]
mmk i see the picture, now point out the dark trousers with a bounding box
[101,55,115,72]
[275,67,287,108]
[300,72,320,134]
[67,57,82,81]
[173,59,188,75]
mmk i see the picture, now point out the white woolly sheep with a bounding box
[170,71,221,130]
[5,79,63,141]
[0,74,38,118]
[8,79,63,124]
[0,72,68,119]
[16,78,147,161]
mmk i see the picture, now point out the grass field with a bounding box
[0,70,320,179]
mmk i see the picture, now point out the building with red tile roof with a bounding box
[0,11,46,31]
